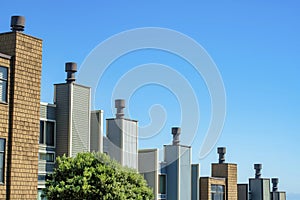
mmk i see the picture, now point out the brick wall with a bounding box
[0,32,42,199]
[212,163,238,200]
[200,177,226,200]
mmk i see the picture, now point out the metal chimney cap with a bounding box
[115,99,125,108]
[254,164,262,170]
[218,147,226,154]
[11,16,25,32]
[172,127,181,135]
[65,62,77,72]
[272,178,279,184]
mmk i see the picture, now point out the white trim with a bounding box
[68,83,73,157]
[87,87,91,152]
[40,102,56,107]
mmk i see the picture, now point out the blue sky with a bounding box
[1,0,299,197]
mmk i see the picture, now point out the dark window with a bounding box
[0,67,8,103]
[159,174,166,194]
[211,184,225,200]
[39,121,44,144]
[0,139,5,183]
[39,120,55,146]
[46,122,54,146]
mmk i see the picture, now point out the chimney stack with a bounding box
[254,164,262,179]
[272,178,279,192]
[11,16,25,32]
[172,127,181,145]
[65,62,77,83]
[115,99,125,119]
[218,147,226,164]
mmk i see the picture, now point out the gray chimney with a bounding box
[115,99,125,119]
[172,127,181,145]
[11,16,25,32]
[272,178,279,192]
[65,62,77,83]
[218,147,226,164]
[254,164,262,179]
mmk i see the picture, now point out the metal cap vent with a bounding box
[11,16,25,32]
[65,62,77,83]
[172,127,181,145]
[218,147,226,164]
[254,164,262,179]
[115,99,125,119]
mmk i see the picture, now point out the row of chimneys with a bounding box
[219,148,280,192]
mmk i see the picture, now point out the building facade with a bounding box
[0,15,288,200]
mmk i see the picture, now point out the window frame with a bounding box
[211,184,225,200]
[0,138,6,184]
[39,119,56,148]
[38,150,56,164]
[158,173,167,199]
[0,66,8,104]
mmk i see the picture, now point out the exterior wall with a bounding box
[249,178,270,200]
[90,110,103,152]
[38,103,56,189]
[200,177,226,200]
[164,145,191,200]
[238,184,248,200]
[54,84,70,157]
[191,164,200,200]
[0,32,42,199]
[212,163,238,200]
[0,56,11,199]
[138,149,159,200]
[55,83,91,157]
[271,192,286,200]
[71,84,90,156]
[106,118,138,170]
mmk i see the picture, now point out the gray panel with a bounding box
[179,146,191,200]
[238,184,248,200]
[249,179,270,200]
[138,149,158,199]
[191,164,200,200]
[90,110,103,152]
[122,119,138,169]
[164,145,179,200]
[71,84,90,156]
[40,104,56,120]
[106,119,122,163]
[54,84,70,157]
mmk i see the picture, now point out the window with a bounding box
[0,67,8,103]
[39,120,55,146]
[211,184,225,200]
[39,152,55,162]
[0,139,5,184]
[159,174,166,194]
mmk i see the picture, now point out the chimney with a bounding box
[172,127,181,145]
[115,99,125,119]
[272,178,279,192]
[218,147,226,164]
[65,62,77,83]
[254,164,262,179]
[11,16,25,32]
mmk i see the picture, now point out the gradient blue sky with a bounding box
[1,1,299,197]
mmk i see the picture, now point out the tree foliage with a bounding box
[43,152,154,200]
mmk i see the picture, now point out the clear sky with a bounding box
[1,0,299,197]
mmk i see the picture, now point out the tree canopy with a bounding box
[43,152,154,200]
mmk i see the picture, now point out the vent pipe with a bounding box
[11,16,25,32]
[172,127,181,145]
[218,147,226,164]
[115,99,125,119]
[65,62,77,83]
[254,164,262,179]
[272,178,279,192]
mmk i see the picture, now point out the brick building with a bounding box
[0,16,42,199]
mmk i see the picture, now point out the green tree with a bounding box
[43,152,154,200]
